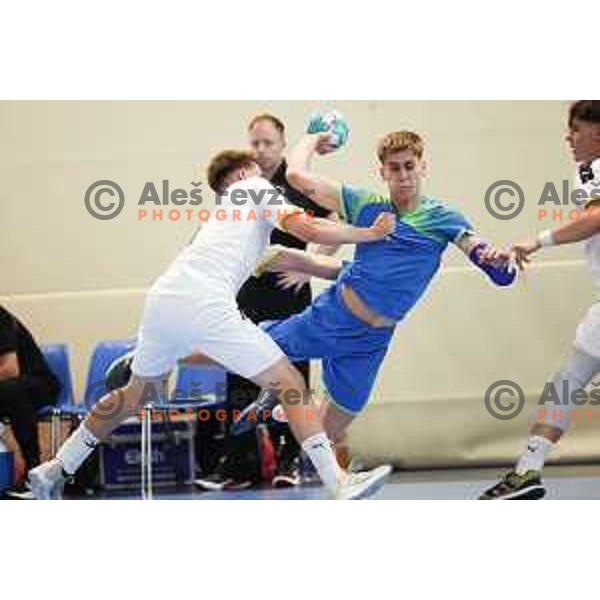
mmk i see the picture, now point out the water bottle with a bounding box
[257,424,276,484]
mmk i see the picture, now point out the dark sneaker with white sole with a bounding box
[479,469,546,500]
[272,455,301,488]
[194,471,254,491]
[3,481,34,500]
[194,450,259,492]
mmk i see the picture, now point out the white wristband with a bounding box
[537,230,555,248]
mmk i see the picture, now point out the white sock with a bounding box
[301,432,345,490]
[515,435,555,475]
[55,423,99,475]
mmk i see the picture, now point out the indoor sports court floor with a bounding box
[76,464,600,500]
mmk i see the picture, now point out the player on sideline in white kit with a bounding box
[29,149,396,500]
[480,100,600,499]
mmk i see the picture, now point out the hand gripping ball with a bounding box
[306,110,349,150]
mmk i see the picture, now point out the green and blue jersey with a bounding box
[338,184,473,321]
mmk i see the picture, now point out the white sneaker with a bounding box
[28,459,67,500]
[333,465,392,500]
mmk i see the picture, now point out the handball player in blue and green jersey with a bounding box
[253,125,515,441]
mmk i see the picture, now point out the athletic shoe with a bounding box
[479,469,546,500]
[194,472,253,491]
[28,459,68,500]
[332,464,392,500]
[3,482,34,500]
[272,455,301,488]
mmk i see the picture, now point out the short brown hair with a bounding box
[207,150,257,193]
[248,113,285,134]
[377,131,424,163]
[569,101,600,127]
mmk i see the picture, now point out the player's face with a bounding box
[248,121,286,173]
[380,150,425,203]
[566,118,600,163]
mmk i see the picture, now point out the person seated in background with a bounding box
[0,304,61,499]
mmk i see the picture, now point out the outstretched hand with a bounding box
[276,271,311,294]
[511,238,541,270]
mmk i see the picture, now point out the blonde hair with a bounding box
[377,131,424,163]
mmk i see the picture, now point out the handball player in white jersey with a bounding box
[481,100,600,499]
[29,149,395,500]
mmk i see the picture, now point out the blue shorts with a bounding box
[261,284,395,416]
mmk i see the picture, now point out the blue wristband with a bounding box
[469,243,516,287]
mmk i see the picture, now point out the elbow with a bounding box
[290,222,320,244]
[299,226,320,244]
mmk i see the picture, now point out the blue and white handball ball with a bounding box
[306,110,349,151]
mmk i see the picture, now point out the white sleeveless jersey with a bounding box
[149,176,301,298]
[579,158,600,296]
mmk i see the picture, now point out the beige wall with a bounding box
[1,100,596,467]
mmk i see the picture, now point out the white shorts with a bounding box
[130,292,285,380]
[574,303,600,360]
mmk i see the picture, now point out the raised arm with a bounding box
[286,133,344,214]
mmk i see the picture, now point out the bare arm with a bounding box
[256,247,343,281]
[286,134,344,214]
[545,207,600,245]
[274,211,342,292]
[310,212,342,257]
[279,217,342,292]
[314,242,341,256]
[0,352,20,380]
[282,211,395,246]
[512,205,600,268]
